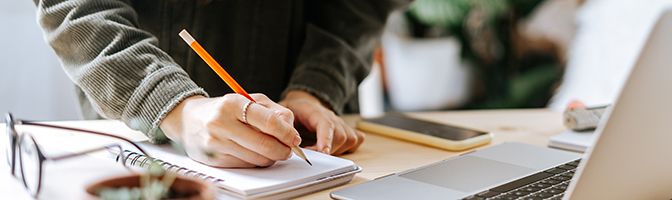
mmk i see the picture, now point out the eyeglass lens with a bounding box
[19,135,41,197]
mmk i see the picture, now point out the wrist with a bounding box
[284,90,320,102]
[160,95,206,141]
[282,90,332,110]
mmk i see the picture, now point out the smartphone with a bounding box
[357,113,492,151]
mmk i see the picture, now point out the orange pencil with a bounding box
[179,29,311,166]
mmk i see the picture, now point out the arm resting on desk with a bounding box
[32,0,207,143]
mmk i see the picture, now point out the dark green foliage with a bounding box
[405,0,562,109]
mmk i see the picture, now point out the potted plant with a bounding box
[85,163,214,200]
[383,0,564,110]
[85,143,215,200]
[382,7,473,111]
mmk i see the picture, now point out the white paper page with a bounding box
[137,144,356,196]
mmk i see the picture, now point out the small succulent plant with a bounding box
[96,141,205,200]
[97,161,178,200]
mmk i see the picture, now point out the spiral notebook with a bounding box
[116,143,361,200]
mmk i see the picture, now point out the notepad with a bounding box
[548,130,596,152]
[118,143,361,200]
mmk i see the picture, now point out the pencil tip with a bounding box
[306,159,313,166]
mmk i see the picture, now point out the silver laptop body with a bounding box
[332,8,672,200]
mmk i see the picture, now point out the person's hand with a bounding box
[159,94,302,168]
[279,90,365,155]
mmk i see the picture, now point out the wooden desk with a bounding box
[1,109,567,199]
[301,109,565,199]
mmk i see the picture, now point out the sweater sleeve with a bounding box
[284,0,409,114]
[33,0,208,143]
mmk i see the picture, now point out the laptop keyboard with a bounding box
[462,159,581,200]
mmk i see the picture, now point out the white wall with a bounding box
[0,0,81,121]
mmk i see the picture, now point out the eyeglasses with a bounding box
[2,113,151,198]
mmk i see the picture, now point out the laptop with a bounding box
[331,8,672,200]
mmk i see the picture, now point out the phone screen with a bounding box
[364,113,487,141]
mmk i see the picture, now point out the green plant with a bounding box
[407,0,471,31]
[98,162,178,200]
[95,141,208,200]
[404,0,562,109]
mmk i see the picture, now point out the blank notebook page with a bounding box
[138,144,356,196]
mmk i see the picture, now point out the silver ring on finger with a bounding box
[242,101,254,124]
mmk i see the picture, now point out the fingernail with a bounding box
[322,147,331,154]
[293,136,302,146]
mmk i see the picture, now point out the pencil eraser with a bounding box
[179,29,195,44]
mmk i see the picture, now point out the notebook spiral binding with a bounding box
[116,150,225,184]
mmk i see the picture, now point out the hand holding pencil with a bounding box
[172,30,312,165]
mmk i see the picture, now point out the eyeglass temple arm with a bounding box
[20,121,151,158]
[49,144,123,162]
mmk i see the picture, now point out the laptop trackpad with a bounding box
[399,156,534,192]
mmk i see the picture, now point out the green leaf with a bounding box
[147,161,166,177]
[508,64,561,106]
[407,0,471,28]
